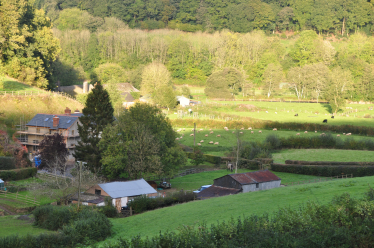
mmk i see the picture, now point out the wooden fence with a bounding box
[120,207,133,217]
[284,174,353,186]
[0,190,40,206]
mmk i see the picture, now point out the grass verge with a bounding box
[0,215,55,238]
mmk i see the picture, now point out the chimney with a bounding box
[74,109,80,113]
[53,116,59,128]
[65,107,71,115]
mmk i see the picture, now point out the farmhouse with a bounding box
[85,178,157,212]
[17,108,82,160]
[214,170,281,193]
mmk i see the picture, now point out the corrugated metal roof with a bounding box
[228,170,281,185]
[197,185,240,198]
[26,113,82,129]
[99,178,157,199]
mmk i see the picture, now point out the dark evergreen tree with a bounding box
[74,82,114,174]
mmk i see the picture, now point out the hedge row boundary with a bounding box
[0,168,37,181]
[0,157,15,170]
[285,160,374,166]
[272,163,374,177]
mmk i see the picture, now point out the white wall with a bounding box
[242,180,281,193]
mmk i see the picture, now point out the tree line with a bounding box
[36,0,374,35]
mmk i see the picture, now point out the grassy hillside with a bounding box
[0,76,40,92]
[176,128,374,156]
[273,149,374,164]
[0,215,54,238]
[104,176,374,244]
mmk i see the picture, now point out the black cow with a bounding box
[323,119,327,123]
[331,116,334,119]
[294,113,298,116]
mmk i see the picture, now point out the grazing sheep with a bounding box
[296,133,300,136]
[259,130,262,133]
[240,127,244,130]
[190,134,194,136]
[273,128,277,131]
[343,133,346,135]
[216,135,221,137]
[337,134,340,137]
[239,132,243,134]
[251,131,254,134]
[183,128,185,131]
[176,138,179,140]
[275,112,277,114]
[209,141,214,144]
[200,128,203,131]
[214,142,219,145]
[304,131,308,133]
[200,140,204,143]
[205,134,209,137]
[323,119,328,123]
[232,131,235,133]
[248,127,252,130]
[197,131,200,133]
[191,129,194,131]
[331,116,334,119]
[346,133,352,136]
[210,131,214,134]
[209,129,212,131]
[315,131,317,133]
[294,113,298,116]
[197,143,201,146]
[266,111,268,113]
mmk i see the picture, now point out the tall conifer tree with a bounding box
[74,82,114,174]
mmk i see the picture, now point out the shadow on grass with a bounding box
[321,103,332,114]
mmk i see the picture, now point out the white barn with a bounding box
[176,96,190,107]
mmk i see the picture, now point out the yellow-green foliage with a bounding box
[0,95,83,128]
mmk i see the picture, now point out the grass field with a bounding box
[0,76,40,92]
[0,215,54,238]
[273,149,374,164]
[176,128,374,156]
[170,169,323,191]
[102,176,374,244]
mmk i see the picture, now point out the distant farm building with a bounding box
[197,170,281,199]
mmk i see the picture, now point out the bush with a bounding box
[203,154,222,164]
[0,157,15,170]
[272,163,374,177]
[0,167,37,181]
[62,209,112,242]
[191,147,205,166]
[99,197,118,218]
[241,142,272,160]
[33,205,73,231]
[265,134,282,149]
[128,191,195,214]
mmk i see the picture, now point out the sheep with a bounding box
[200,128,203,131]
[273,128,277,131]
[209,129,212,131]
[239,132,243,134]
[315,131,317,133]
[232,131,235,133]
[197,143,201,146]
[296,133,300,136]
[197,131,200,133]
[304,131,308,134]
[209,141,214,144]
[266,111,268,113]
[331,116,334,119]
[190,134,194,136]
[323,119,328,123]
[346,133,352,136]
[275,112,277,114]
[205,134,209,137]
[214,142,219,145]
[191,129,195,131]
[248,127,252,130]
[183,128,185,131]
[200,140,204,143]
[240,127,244,130]
[259,130,262,134]
[251,131,254,134]
[176,138,179,140]
[210,131,214,134]
[337,134,340,137]
[216,135,221,137]
[343,133,346,135]
[294,113,298,116]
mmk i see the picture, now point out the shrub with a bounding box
[203,154,221,164]
[99,197,118,218]
[0,157,15,170]
[191,147,205,166]
[0,167,37,181]
[265,134,282,149]
[241,142,272,160]
[33,205,73,231]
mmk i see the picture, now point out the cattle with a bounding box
[323,119,328,123]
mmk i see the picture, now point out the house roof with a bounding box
[122,92,135,102]
[197,185,240,199]
[117,83,139,92]
[98,178,157,198]
[176,96,190,101]
[216,170,281,185]
[26,113,82,129]
[0,179,4,183]
[70,193,105,204]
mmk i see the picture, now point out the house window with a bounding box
[71,130,74,135]
[36,128,40,133]
[32,140,39,144]
[256,183,259,189]
[95,189,101,195]
[60,130,63,135]
[33,146,38,152]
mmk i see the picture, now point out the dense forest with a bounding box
[36,0,374,35]
[1,0,374,106]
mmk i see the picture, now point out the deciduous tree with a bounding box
[38,133,69,174]
[263,64,283,98]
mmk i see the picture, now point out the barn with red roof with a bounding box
[213,170,281,193]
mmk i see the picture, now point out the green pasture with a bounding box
[0,215,54,238]
[170,169,323,191]
[0,76,40,92]
[273,149,374,164]
[175,128,374,157]
[103,176,374,244]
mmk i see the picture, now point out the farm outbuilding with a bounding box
[214,170,281,193]
[176,96,190,107]
[196,185,241,199]
[85,178,157,212]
